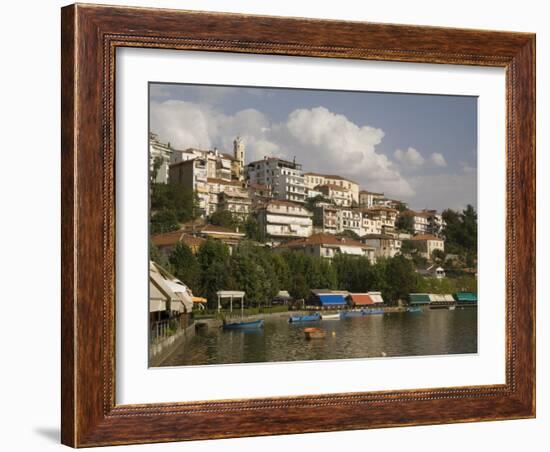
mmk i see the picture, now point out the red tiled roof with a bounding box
[349,294,375,305]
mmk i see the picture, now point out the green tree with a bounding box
[196,239,231,307]
[209,210,239,229]
[400,240,416,255]
[383,255,417,304]
[149,243,170,269]
[338,229,361,240]
[431,248,446,265]
[150,183,197,223]
[395,213,414,234]
[243,216,263,242]
[169,242,200,291]
[150,210,179,234]
[150,156,164,183]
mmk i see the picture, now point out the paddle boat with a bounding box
[222,319,264,330]
[303,327,326,339]
[288,313,321,323]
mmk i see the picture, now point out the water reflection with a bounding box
[160,309,477,367]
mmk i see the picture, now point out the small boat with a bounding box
[223,319,264,330]
[448,305,456,311]
[342,308,384,318]
[289,313,321,323]
[321,313,341,320]
[341,310,366,318]
[407,307,422,313]
[304,327,326,339]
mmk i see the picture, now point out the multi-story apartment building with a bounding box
[360,211,383,235]
[315,184,353,207]
[402,210,430,235]
[149,132,172,184]
[206,178,247,216]
[366,206,398,234]
[304,173,359,203]
[170,136,245,182]
[256,199,313,245]
[338,208,362,236]
[246,157,307,203]
[218,190,252,220]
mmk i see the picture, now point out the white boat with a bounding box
[448,305,456,311]
[321,313,341,320]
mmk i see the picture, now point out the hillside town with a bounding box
[148,131,478,364]
[150,132,447,260]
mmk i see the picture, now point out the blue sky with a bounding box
[150,83,477,211]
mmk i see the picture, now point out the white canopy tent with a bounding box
[216,290,246,315]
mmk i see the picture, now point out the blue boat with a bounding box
[288,313,321,323]
[342,308,384,318]
[407,307,422,313]
[223,319,264,330]
[341,310,367,318]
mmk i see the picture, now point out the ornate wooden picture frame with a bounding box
[61,3,535,447]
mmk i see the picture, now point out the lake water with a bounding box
[159,308,477,367]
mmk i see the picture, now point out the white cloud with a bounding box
[394,147,425,167]
[406,171,477,211]
[430,152,447,167]
[150,101,415,198]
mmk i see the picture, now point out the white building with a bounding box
[402,210,430,235]
[338,208,362,236]
[316,184,353,207]
[304,173,359,203]
[149,132,172,184]
[246,157,307,203]
[256,199,313,245]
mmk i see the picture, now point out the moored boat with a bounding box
[289,313,321,323]
[342,308,384,318]
[321,313,341,320]
[407,307,422,313]
[304,327,326,339]
[223,319,264,330]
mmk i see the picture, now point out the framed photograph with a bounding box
[61,4,535,447]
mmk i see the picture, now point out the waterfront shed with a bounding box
[348,293,374,307]
[309,290,346,308]
[454,292,478,304]
[409,293,431,305]
[367,291,384,304]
